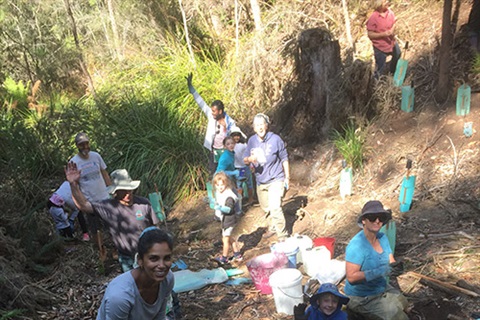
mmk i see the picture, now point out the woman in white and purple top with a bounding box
[243,113,290,240]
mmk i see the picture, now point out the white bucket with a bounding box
[269,268,304,315]
[286,234,312,264]
[302,246,331,277]
[271,241,299,268]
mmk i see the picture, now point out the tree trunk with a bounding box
[178,0,196,66]
[235,0,240,57]
[436,0,453,103]
[64,0,96,97]
[276,28,341,145]
[107,0,123,60]
[250,0,262,32]
[342,0,355,63]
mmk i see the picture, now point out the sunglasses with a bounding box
[364,214,387,223]
[216,124,221,134]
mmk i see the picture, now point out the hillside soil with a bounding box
[15,1,480,320]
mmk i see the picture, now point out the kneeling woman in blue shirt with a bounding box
[345,200,409,319]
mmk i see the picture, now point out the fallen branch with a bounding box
[425,230,477,241]
[456,279,480,295]
[417,126,444,164]
[406,271,480,298]
[432,245,480,256]
[235,301,257,319]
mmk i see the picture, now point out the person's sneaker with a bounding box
[233,252,243,262]
[82,233,90,241]
[214,256,229,265]
[262,230,276,239]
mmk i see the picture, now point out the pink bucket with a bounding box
[246,252,288,294]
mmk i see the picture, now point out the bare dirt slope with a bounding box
[166,94,480,320]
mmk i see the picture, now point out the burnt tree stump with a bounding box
[276,28,341,145]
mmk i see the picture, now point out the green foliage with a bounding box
[332,121,367,171]
[473,53,480,74]
[2,77,30,109]
[0,108,75,178]
[0,1,81,95]
[0,309,27,320]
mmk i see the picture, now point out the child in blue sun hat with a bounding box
[295,283,350,320]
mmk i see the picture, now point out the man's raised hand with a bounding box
[186,73,195,94]
[65,162,81,184]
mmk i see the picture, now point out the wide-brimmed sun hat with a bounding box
[229,126,247,139]
[357,200,392,227]
[310,283,350,306]
[106,169,141,194]
[74,132,90,145]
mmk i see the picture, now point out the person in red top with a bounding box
[366,0,401,79]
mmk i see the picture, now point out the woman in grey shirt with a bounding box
[97,227,175,320]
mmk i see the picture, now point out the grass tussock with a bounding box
[332,120,368,171]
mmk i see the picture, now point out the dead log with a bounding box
[407,271,480,298]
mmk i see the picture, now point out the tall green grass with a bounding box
[94,95,207,205]
[0,46,228,208]
[332,121,367,171]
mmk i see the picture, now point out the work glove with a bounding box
[185,73,195,94]
[293,303,308,320]
[364,262,390,282]
[214,204,232,214]
[390,261,404,277]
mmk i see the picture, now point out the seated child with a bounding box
[212,172,242,264]
[48,193,74,238]
[48,181,90,240]
[295,283,350,320]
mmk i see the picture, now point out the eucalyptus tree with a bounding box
[0,0,82,94]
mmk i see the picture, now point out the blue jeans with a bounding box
[118,254,137,273]
[373,42,401,79]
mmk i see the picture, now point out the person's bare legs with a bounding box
[222,236,231,257]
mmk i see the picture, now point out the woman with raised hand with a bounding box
[97,227,174,320]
